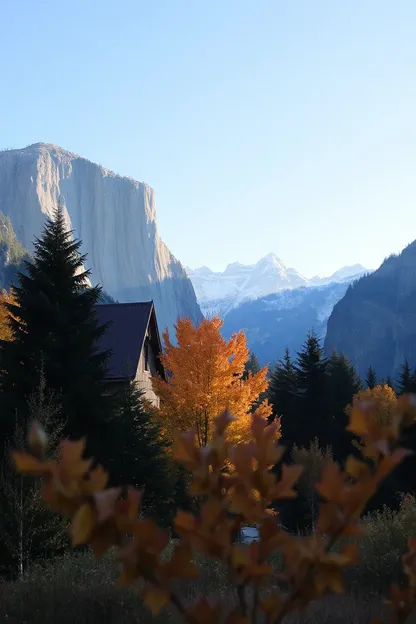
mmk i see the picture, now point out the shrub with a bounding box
[12,396,416,623]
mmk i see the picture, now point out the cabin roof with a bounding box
[95,301,164,380]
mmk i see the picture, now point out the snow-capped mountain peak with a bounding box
[188,254,369,318]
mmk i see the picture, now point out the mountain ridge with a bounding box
[187,254,369,317]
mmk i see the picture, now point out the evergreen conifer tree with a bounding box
[326,351,361,462]
[397,360,414,394]
[365,366,377,389]
[0,206,113,465]
[243,351,261,379]
[111,381,175,524]
[293,332,329,448]
[268,348,297,430]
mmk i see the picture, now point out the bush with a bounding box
[348,494,416,591]
[11,401,416,623]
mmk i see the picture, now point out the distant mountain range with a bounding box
[221,279,359,366]
[187,253,368,318]
[186,254,369,365]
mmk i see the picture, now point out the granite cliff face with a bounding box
[0,143,202,335]
[324,241,416,380]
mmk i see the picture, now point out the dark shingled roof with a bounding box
[95,302,162,380]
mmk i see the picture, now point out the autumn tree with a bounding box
[153,317,274,446]
[345,384,397,429]
[242,351,260,379]
[345,384,401,511]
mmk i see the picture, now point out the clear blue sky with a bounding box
[1,1,416,277]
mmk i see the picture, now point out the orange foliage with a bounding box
[0,288,17,341]
[152,317,275,446]
[345,384,397,428]
[13,394,416,623]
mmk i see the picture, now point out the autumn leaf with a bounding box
[12,450,51,476]
[271,464,303,499]
[152,316,274,447]
[71,503,96,546]
[141,585,171,615]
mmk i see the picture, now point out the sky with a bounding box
[1,1,416,277]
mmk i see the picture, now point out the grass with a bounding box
[1,496,415,623]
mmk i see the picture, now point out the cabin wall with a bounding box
[135,331,160,407]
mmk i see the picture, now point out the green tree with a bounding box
[0,206,113,466]
[291,439,334,530]
[0,373,67,579]
[243,351,261,379]
[111,381,175,524]
[365,366,377,389]
[268,348,297,429]
[326,351,361,462]
[293,332,329,448]
[397,360,415,395]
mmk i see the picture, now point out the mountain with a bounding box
[324,241,416,381]
[310,264,368,286]
[0,143,202,335]
[221,280,354,366]
[0,212,30,289]
[187,253,310,316]
[188,254,368,317]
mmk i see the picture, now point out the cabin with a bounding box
[95,301,165,407]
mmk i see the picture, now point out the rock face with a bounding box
[324,241,416,380]
[0,143,202,336]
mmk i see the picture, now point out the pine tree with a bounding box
[397,360,414,395]
[293,332,329,448]
[0,206,113,466]
[365,366,377,389]
[0,374,67,578]
[268,348,297,428]
[326,352,361,462]
[243,351,261,379]
[111,381,175,524]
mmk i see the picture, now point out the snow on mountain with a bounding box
[188,254,368,317]
[187,253,310,316]
[310,264,368,286]
[222,280,354,366]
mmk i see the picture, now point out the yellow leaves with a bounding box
[13,394,416,624]
[71,503,96,546]
[141,585,171,615]
[12,450,51,475]
[0,288,18,341]
[153,316,276,448]
[271,464,303,500]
